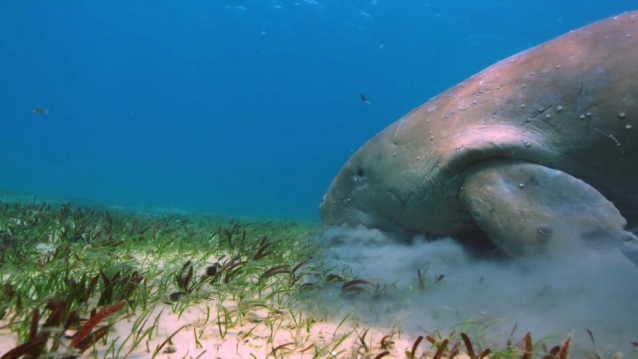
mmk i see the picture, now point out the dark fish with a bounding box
[361,93,371,104]
[32,108,49,115]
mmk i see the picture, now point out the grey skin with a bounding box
[320,11,638,261]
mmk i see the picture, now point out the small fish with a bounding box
[33,108,49,115]
[361,93,371,104]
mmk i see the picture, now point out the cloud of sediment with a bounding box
[311,226,638,354]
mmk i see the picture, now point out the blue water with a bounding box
[1,0,635,221]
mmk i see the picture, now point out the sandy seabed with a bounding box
[1,195,637,358]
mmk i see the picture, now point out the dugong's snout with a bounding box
[320,158,398,231]
[319,182,351,228]
[319,165,367,229]
[318,193,331,227]
[320,180,408,236]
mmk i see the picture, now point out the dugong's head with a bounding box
[319,137,412,234]
[320,154,387,229]
[319,122,473,237]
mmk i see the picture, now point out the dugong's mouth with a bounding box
[320,190,354,227]
[320,188,369,227]
[320,189,401,233]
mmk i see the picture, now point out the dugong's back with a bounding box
[381,11,638,229]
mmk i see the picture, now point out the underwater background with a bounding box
[1,0,636,221]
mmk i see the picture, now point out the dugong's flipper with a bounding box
[459,159,638,265]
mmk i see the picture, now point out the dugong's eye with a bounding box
[352,168,365,183]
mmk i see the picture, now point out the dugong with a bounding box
[320,12,638,261]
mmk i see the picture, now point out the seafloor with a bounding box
[0,193,636,358]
